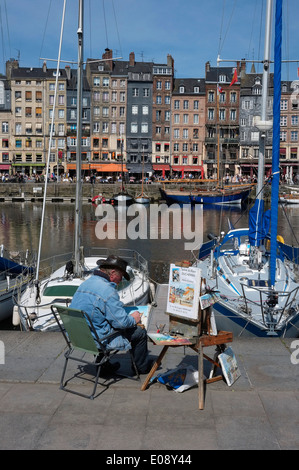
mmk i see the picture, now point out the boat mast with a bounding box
[255,0,273,201]
[74,0,84,276]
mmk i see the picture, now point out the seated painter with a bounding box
[70,254,153,375]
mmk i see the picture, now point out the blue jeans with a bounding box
[123,326,149,373]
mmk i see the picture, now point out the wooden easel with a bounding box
[141,287,233,410]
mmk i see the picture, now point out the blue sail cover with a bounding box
[270,0,283,286]
[248,199,271,246]
[0,256,34,275]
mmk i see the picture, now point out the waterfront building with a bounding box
[0,73,11,175]
[171,78,205,178]
[152,56,174,179]
[239,65,274,179]
[204,61,241,179]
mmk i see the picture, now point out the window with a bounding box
[93,91,100,101]
[15,107,22,116]
[15,91,21,100]
[292,115,298,126]
[58,109,64,119]
[15,139,22,148]
[230,109,236,121]
[174,129,179,139]
[132,105,138,115]
[280,116,287,126]
[102,122,109,133]
[173,143,179,151]
[194,100,199,109]
[291,131,298,141]
[132,88,139,97]
[182,143,188,152]
[194,86,199,93]
[179,86,185,93]
[2,122,8,133]
[280,99,288,110]
[280,131,287,141]
[251,131,259,141]
[93,122,100,133]
[103,77,109,87]
[49,83,55,90]
[193,114,199,124]
[174,100,180,110]
[142,106,148,115]
[25,91,32,101]
[120,92,125,102]
[219,92,226,103]
[111,122,117,134]
[36,107,42,117]
[165,81,171,90]
[143,88,150,97]
[208,108,214,120]
[93,77,100,87]
[165,96,170,105]
[59,83,65,91]
[183,129,188,139]
[183,100,189,109]
[174,114,180,124]
[230,92,237,103]
[156,81,162,90]
[141,123,148,133]
[102,107,109,117]
[131,123,138,133]
[155,126,161,134]
[112,91,117,102]
[58,95,64,105]
[183,114,188,124]
[156,95,162,104]
[102,92,109,102]
[219,109,225,120]
[165,110,170,121]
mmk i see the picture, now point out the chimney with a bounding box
[167,54,174,68]
[240,59,246,78]
[129,52,135,67]
[205,61,210,76]
[65,65,71,80]
[43,61,47,73]
[102,48,113,71]
[6,59,19,81]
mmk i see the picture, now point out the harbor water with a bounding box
[0,200,299,327]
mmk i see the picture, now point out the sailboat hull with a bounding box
[212,301,299,338]
[160,187,252,205]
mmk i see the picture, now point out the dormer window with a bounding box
[179,86,185,93]
[219,75,226,83]
[194,86,199,93]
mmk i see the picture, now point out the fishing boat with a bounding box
[0,245,35,322]
[14,0,152,332]
[195,0,299,337]
[160,184,252,205]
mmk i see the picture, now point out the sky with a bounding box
[2,0,299,81]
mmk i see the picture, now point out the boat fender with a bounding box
[12,305,20,326]
[266,235,284,250]
[277,235,284,244]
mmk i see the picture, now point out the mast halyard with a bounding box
[74,0,84,276]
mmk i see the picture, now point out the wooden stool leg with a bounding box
[198,342,204,410]
[141,345,169,391]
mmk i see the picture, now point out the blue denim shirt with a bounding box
[70,271,136,351]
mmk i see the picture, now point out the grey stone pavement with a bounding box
[0,285,299,451]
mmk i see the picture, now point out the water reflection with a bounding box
[0,202,298,284]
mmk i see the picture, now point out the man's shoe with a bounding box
[100,361,120,377]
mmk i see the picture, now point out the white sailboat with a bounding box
[14,0,152,332]
[195,0,299,337]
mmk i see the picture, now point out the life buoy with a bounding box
[92,195,100,204]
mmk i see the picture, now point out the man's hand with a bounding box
[130,310,142,324]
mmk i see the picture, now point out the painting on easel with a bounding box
[166,264,201,321]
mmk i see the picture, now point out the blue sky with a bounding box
[2,0,299,80]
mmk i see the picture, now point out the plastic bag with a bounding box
[153,363,202,393]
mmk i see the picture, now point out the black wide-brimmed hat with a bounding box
[96,255,130,280]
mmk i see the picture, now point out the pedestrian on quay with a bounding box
[70,254,153,376]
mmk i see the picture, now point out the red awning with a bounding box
[152,164,170,171]
[280,148,286,154]
[172,165,203,171]
[0,164,11,170]
[67,163,128,172]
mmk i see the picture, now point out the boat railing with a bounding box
[240,283,299,331]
